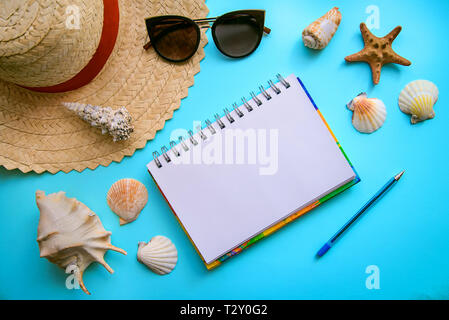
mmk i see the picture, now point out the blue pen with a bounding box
[317,170,405,257]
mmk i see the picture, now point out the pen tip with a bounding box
[395,170,405,181]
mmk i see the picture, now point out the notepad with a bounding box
[147,74,359,269]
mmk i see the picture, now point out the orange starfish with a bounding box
[345,23,411,85]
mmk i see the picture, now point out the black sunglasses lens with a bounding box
[148,17,199,61]
[213,13,263,57]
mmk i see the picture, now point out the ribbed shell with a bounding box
[107,178,148,225]
[302,7,342,49]
[137,236,178,275]
[347,93,387,133]
[36,191,127,295]
[398,80,439,124]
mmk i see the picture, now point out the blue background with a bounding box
[1,0,448,300]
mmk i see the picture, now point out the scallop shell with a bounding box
[107,178,148,225]
[302,7,342,49]
[398,80,439,124]
[347,93,387,133]
[137,236,178,275]
[36,191,127,295]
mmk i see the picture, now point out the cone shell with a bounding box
[302,7,342,49]
[347,93,387,133]
[36,191,127,295]
[107,178,148,225]
[398,80,439,124]
[137,236,178,275]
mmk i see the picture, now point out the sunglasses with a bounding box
[144,10,271,62]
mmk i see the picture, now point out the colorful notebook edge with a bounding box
[205,77,360,269]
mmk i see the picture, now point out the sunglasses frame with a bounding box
[144,10,270,62]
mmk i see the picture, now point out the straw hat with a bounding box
[0,0,208,173]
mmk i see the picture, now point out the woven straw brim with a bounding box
[0,0,208,174]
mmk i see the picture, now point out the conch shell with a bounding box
[36,191,127,295]
[107,178,148,225]
[63,102,134,142]
[137,236,178,275]
[398,80,439,124]
[347,93,387,133]
[302,7,342,49]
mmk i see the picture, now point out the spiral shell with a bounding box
[36,191,127,295]
[107,178,148,225]
[302,7,342,49]
[347,93,387,133]
[398,80,439,124]
[63,102,134,142]
[137,236,178,275]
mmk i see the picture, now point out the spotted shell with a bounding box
[107,178,148,225]
[398,80,439,124]
[137,236,178,275]
[302,7,342,50]
[347,93,387,133]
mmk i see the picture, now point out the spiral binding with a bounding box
[152,74,291,168]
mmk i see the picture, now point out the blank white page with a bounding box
[147,74,355,264]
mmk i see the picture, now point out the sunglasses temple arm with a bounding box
[194,17,217,22]
[195,17,270,34]
[143,40,152,50]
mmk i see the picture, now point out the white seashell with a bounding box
[347,93,387,133]
[63,102,134,142]
[398,80,439,124]
[107,178,148,225]
[137,236,178,275]
[36,190,127,295]
[302,7,342,50]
